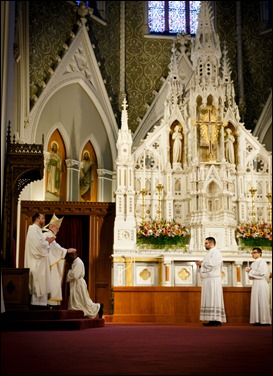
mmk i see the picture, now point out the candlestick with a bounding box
[140,189,146,221]
[156,183,164,220]
[249,187,257,222]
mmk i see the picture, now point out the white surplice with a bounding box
[24,223,52,305]
[43,229,67,306]
[199,246,227,322]
[248,258,271,324]
[66,257,100,318]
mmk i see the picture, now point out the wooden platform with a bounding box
[111,286,252,324]
[1,309,105,331]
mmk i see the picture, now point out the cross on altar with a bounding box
[193,107,225,161]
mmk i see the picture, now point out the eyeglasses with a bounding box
[251,252,258,254]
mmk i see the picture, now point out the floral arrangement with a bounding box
[235,221,272,248]
[136,219,190,249]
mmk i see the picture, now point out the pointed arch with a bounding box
[79,140,98,202]
[170,120,184,166]
[45,129,67,201]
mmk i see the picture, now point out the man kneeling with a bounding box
[66,251,103,319]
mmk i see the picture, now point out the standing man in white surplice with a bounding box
[246,247,271,326]
[24,213,56,309]
[196,237,226,326]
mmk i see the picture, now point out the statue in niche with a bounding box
[80,150,94,201]
[46,141,62,198]
[225,128,235,164]
[172,125,183,164]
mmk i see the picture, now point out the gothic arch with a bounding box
[45,129,67,201]
[79,140,98,202]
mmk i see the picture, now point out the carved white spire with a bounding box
[165,43,186,117]
[191,1,221,90]
[121,97,129,131]
[221,44,240,120]
[114,96,136,249]
[116,97,132,162]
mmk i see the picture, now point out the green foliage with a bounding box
[136,219,190,250]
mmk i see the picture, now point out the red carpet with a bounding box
[1,323,271,375]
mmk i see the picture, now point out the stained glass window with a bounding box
[76,1,90,7]
[148,1,201,35]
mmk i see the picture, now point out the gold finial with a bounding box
[156,184,164,220]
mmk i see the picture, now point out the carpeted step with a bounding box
[0,310,104,331]
[1,318,104,331]
[2,309,86,321]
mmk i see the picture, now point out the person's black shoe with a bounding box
[47,305,60,310]
[203,321,214,326]
[203,321,221,326]
[214,321,222,326]
[30,305,48,310]
[98,303,104,318]
[253,323,261,326]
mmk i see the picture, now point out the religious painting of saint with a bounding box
[46,140,62,200]
[80,149,95,201]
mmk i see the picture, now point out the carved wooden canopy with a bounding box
[2,123,44,267]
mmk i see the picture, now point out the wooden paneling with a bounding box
[2,268,30,311]
[19,201,115,314]
[223,287,252,323]
[2,126,44,268]
[112,286,252,324]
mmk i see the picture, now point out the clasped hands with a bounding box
[47,236,56,244]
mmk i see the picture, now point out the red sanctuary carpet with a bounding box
[1,323,272,376]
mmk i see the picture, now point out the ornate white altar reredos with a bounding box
[112,2,272,287]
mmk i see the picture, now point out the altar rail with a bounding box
[112,286,251,324]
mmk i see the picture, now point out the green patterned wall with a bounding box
[90,1,173,131]
[28,1,271,133]
[89,1,121,125]
[29,0,77,107]
[124,1,172,131]
[215,1,272,131]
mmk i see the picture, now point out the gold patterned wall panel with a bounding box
[89,1,121,125]
[215,1,271,132]
[29,1,77,108]
[125,1,172,131]
[90,1,172,132]
[28,1,271,134]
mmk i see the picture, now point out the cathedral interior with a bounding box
[1,1,272,313]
